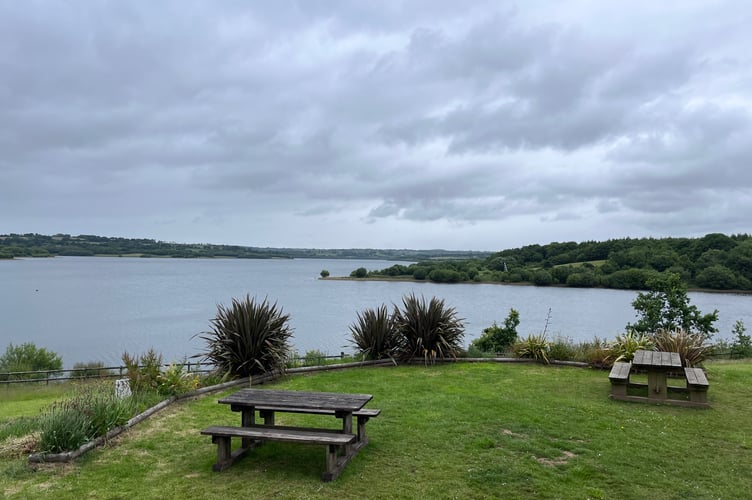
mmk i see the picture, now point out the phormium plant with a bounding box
[349,304,399,360]
[393,294,465,363]
[197,295,293,378]
[610,331,653,363]
[653,328,707,367]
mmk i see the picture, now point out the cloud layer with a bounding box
[2,1,751,250]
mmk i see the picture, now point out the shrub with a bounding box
[303,349,327,367]
[158,362,199,396]
[351,267,368,278]
[513,333,551,364]
[548,336,578,361]
[349,304,399,360]
[469,308,520,354]
[393,294,465,363]
[582,337,612,368]
[197,295,293,378]
[72,361,112,379]
[610,331,653,362]
[0,342,62,379]
[320,269,330,278]
[653,328,708,367]
[38,382,135,453]
[731,320,752,358]
[122,349,163,393]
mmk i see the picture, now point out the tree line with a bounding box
[352,233,752,292]
[0,233,490,261]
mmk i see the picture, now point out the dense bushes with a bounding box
[0,343,62,378]
[469,309,520,354]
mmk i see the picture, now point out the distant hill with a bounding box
[0,233,491,262]
[350,233,752,292]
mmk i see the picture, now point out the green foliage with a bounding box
[547,336,578,361]
[38,382,135,453]
[198,295,293,378]
[319,269,330,278]
[653,329,708,367]
[72,361,112,379]
[0,343,63,377]
[731,320,752,358]
[469,308,520,354]
[349,304,399,360]
[628,273,718,339]
[513,333,550,364]
[158,362,199,396]
[609,331,653,362]
[351,267,368,278]
[393,294,465,363]
[122,349,163,393]
[302,350,327,367]
[581,337,612,368]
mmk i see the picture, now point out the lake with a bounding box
[2,257,750,368]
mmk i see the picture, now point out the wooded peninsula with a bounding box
[347,233,752,292]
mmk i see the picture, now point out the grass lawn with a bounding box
[2,361,751,499]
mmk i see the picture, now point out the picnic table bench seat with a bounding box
[608,361,632,398]
[201,425,356,480]
[684,367,709,405]
[254,406,381,444]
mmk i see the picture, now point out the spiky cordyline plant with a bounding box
[394,293,465,363]
[197,295,293,378]
[349,304,399,360]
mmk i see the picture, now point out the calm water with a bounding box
[2,257,750,368]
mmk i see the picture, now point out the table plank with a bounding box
[219,389,373,413]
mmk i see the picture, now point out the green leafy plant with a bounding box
[302,349,327,367]
[197,295,293,378]
[158,362,199,396]
[653,328,708,367]
[470,308,520,354]
[38,401,92,453]
[582,337,612,368]
[610,331,653,362]
[731,320,752,358]
[628,273,718,339]
[393,294,465,363]
[349,304,399,360]
[513,333,551,364]
[548,336,579,361]
[122,349,163,393]
[0,343,62,379]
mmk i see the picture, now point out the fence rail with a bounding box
[0,352,353,386]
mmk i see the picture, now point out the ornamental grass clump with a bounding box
[513,333,551,364]
[393,293,464,363]
[653,328,707,367]
[197,295,293,378]
[610,331,653,363]
[349,304,399,360]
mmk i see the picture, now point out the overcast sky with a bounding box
[2,1,751,251]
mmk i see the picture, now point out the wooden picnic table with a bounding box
[202,388,375,480]
[632,350,682,400]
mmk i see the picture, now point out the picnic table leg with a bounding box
[340,412,353,456]
[259,409,275,426]
[648,371,668,399]
[241,408,256,448]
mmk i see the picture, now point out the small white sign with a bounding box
[115,378,132,398]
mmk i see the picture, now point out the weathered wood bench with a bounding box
[684,367,709,405]
[200,425,356,481]
[254,406,381,446]
[608,362,632,398]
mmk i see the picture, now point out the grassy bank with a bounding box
[2,362,751,498]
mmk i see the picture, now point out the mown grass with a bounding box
[2,362,752,499]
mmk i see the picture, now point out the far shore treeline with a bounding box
[0,233,489,261]
[348,233,752,293]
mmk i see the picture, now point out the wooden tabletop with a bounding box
[218,388,373,413]
[632,350,682,369]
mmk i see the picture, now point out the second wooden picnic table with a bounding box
[632,350,682,400]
